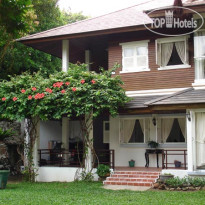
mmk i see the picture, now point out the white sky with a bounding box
[58,0,147,17]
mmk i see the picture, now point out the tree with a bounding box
[0,64,129,181]
[0,0,87,79]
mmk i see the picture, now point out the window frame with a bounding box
[120,40,150,73]
[156,36,191,70]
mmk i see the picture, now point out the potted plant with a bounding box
[96,164,110,181]
[0,128,14,189]
[129,159,135,167]
[148,141,159,149]
[159,173,174,182]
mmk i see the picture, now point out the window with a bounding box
[156,36,190,70]
[120,40,150,73]
[157,117,186,143]
[103,121,110,143]
[120,118,150,143]
[194,30,205,81]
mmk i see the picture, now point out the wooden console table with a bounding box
[145,149,164,168]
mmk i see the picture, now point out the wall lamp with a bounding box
[186,111,191,121]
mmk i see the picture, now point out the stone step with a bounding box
[111,174,159,178]
[106,177,156,182]
[103,181,153,186]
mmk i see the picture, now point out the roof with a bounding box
[125,95,166,109]
[146,88,205,106]
[17,0,205,43]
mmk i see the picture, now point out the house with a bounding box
[17,0,205,185]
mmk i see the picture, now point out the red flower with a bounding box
[28,95,32,100]
[53,82,63,88]
[21,89,26,93]
[91,80,96,84]
[72,87,77,92]
[65,82,70,86]
[13,97,17,101]
[61,90,66,94]
[45,88,52,93]
[32,87,37,91]
[2,97,6,101]
[34,93,45,99]
[81,79,85,84]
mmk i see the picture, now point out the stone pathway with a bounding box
[103,185,151,191]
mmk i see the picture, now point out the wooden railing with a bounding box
[162,149,187,170]
[38,149,115,169]
[94,149,115,169]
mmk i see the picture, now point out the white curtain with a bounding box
[157,43,161,66]
[175,41,186,64]
[195,31,205,57]
[178,118,186,140]
[196,113,205,167]
[123,120,136,143]
[161,118,174,143]
[161,43,174,67]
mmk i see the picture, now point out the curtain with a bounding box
[156,43,161,66]
[178,118,186,140]
[139,119,144,135]
[175,41,186,64]
[161,118,174,143]
[195,31,205,57]
[161,43,174,67]
[123,120,136,143]
[196,113,205,167]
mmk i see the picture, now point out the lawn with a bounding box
[0,182,205,205]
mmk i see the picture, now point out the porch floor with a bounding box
[114,167,162,172]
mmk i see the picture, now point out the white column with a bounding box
[62,40,69,72]
[187,110,195,172]
[85,50,91,71]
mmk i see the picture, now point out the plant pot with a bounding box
[129,161,135,167]
[174,161,181,168]
[159,174,174,182]
[98,173,110,181]
[0,170,10,189]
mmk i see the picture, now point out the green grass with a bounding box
[0,182,205,205]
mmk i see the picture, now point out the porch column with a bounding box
[187,110,196,172]
[33,119,40,169]
[85,50,91,71]
[85,114,93,171]
[62,40,69,72]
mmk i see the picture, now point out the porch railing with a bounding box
[38,149,115,169]
[162,149,187,170]
[93,149,115,169]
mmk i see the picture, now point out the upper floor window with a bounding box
[194,30,205,82]
[156,36,190,70]
[120,40,150,73]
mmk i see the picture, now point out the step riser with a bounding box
[114,172,159,175]
[107,178,156,182]
[103,181,152,186]
[111,174,159,178]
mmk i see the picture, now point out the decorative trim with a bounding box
[126,87,189,97]
[158,64,191,70]
[119,40,150,46]
[120,68,150,74]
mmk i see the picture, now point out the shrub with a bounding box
[96,164,110,177]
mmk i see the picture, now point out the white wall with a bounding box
[39,120,62,149]
[110,116,187,168]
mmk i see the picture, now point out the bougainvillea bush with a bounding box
[0,64,129,180]
[0,64,129,120]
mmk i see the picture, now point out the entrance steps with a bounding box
[103,171,160,186]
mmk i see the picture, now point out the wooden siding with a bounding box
[109,33,195,91]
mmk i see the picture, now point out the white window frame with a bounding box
[120,40,150,73]
[156,36,191,70]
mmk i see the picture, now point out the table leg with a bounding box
[156,153,159,168]
[145,152,149,167]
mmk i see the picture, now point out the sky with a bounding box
[58,0,147,17]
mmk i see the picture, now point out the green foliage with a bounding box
[96,164,110,177]
[0,128,15,141]
[0,64,129,121]
[22,166,38,182]
[165,176,205,188]
[80,170,94,182]
[147,141,159,148]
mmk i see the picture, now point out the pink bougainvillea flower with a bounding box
[28,95,32,100]
[32,87,37,91]
[21,89,26,93]
[91,80,96,84]
[53,82,63,88]
[13,97,17,101]
[65,82,70,86]
[34,93,45,99]
[2,97,6,101]
[72,87,77,92]
[61,90,66,94]
[45,88,52,93]
[81,79,85,84]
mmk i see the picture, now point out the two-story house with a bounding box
[17,0,205,185]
